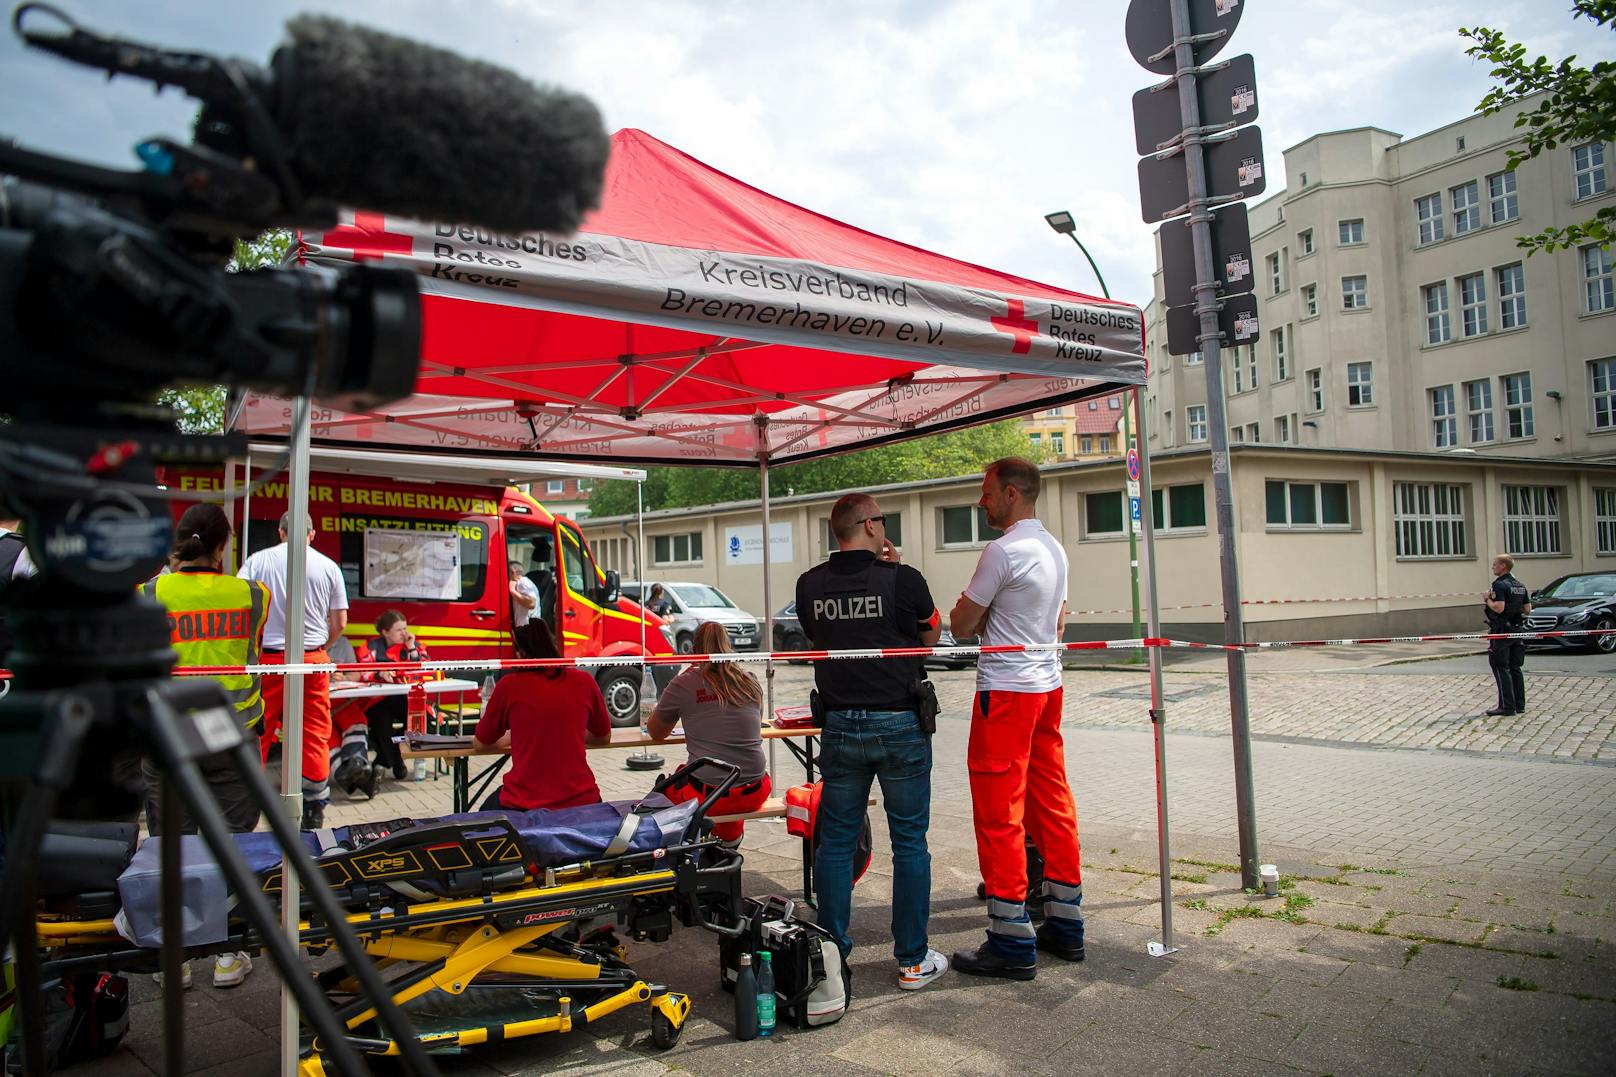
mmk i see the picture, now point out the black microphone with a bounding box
[16,5,610,235]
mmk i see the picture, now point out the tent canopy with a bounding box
[233,129,1145,466]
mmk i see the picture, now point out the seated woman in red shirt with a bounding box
[648,621,770,845]
[474,620,611,811]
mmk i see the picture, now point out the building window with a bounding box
[1465,379,1495,443]
[1084,492,1124,537]
[1497,263,1526,329]
[1573,141,1607,199]
[1585,244,1614,313]
[1306,368,1323,412]
[1596,488,1616,555]
[1187,405,1207,442]
[1347,361,1374,406]
[1185,350,1203,365]
[1456,136,1466,152]
[1230,345,1249,393]
[1431,385,1457,448]
[1275,415,1290,443]
[1029,432,1042,448]
[1246,422,1260,443]
[1299,171,1309,186]
[1272,325,1289,381]
[1503,485,1563,556]
[1499,373,1534,439]
[1051,431,1065,455]
[1451,180,1481,235]
[1416,192,1445,244]
[1338,218,1365,246]
[1459,272,1488,336]
[1488,170,1518,223]
[1394,482,1467,559]
[1268,251,1285,295]
[1592,357,1616,430]
[1080,436,1093,454]
[1230,426,1245,443]
[941,505,1003,547]
[1163,410,1172,444]
[652,531,703,566]
[1299,228,1314,255]
[1048,407,1066,417]
[1302,283,1318,317]
[1086,401,1098,411]
[577,478,594,492]
[1423,282,1451,344]
[1342,275,1368,310]
[1266,480,1352,529]
[1151,483,1208,531]
[1109,396,1122,409]
[1098,435,1111,453]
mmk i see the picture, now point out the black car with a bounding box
[925,627,979,670]
[1524,571,1616,654]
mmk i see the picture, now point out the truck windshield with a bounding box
[671,584,733,609]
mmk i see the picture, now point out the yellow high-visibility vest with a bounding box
[142,569,270,729]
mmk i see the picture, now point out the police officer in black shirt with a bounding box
[1484,553,1532,717]
[796,492,949,992]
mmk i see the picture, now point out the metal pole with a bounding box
[1124,403,1144,663]
[223,458,239,574]
[240,448,253,566]
[1133,388,1176,957]
[628,480,660,769]
[279,397,312,1075]
[758,418,776,783]
[1064,233,1111,300]
[1168,0,1260,889]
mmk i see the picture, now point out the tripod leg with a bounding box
[160,777,185,1077]
[2,780,65,1075]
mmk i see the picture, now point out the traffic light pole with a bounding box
[1168,0,1261,890]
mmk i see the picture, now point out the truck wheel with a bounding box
[598,668,642,728]
[676,633,695,655]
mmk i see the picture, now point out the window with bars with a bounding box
[1342,275,1367,310]
[1503,373,1534,439]
[1596,488,1616,555]
[1347,362,1373,406]
[1393,482,1467,559]
[1416,193,1444,244]
[1487,170,1519,223]
[1592,357,1616,430]
[1424,282,1452,344]
[1338,218,1365,246]
[1497,263,1526,329]
[1187,405,1207,442]
[1459,273,1488,336]
[1585,244,1614,313]
[1265,480,1352,528]
[1451,180,1481,234]
[1465,379,1494,443]
[1302,283,1318,317]
[1431,385,1457,448]
[1306,368,1323,413]
[1573,142,1607,199]
[1503,485,1563,556]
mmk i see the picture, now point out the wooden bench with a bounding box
[711,796,874,825]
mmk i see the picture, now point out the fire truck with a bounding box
[164,448,673,726]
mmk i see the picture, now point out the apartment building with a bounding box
[1023,390,1129,460]
[522,475,595,520]
[1144,97,1616,463]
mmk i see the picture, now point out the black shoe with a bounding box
[392,762,410,781]
[300,800,326,831]
[1035,924,1085,962]
[951,943,1036,981]
[1484,707,1517,717]
[361,765,384,800]
[332,756,367,796]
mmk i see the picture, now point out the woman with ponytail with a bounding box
[648,620,769,845]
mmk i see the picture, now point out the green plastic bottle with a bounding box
[756,950,776,1037]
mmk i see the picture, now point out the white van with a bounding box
[620,581,761,653]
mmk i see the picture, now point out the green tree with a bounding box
[1462,1,1615,253]
[155,230,294,433]
[587,418,1049,516]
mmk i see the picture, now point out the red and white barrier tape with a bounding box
[1070,590,1484,616]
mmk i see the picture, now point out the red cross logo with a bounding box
[318,211,414,262]
[990,299,1039,355]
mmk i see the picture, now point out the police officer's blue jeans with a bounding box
[814,709,932,967]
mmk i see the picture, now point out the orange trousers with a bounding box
[665,772,772,843]
[967,687,1082,902]
[257,648,333,793]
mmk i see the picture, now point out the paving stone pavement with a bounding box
[93,654,1616,1074]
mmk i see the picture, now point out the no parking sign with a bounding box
[1126,448,1141,483]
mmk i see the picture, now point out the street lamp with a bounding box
[1045,210,1141,661]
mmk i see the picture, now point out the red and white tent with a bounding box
[234,129,1145,463]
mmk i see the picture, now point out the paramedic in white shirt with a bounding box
[947,457,1085,981]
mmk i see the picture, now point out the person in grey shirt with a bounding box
[647,621,769,846]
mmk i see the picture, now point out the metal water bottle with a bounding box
[756,950,776,1037]
[733,952,759,1041]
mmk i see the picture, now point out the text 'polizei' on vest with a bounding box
[813,595,885,621]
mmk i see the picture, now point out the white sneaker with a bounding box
[153,962,193,990]
[213,951,252,988]
[897,948,949,991]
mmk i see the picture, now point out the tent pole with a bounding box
[279,397,312,1074]
[1132,386,1176,958]
[240,448,253,567]
[223,458,239,574]
[628,479,661,769]
[758,423,775,784]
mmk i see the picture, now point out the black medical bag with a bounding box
[718,895,847,1028]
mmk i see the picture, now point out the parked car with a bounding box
[621,581,762,652]
[773,600,809,652]
[1525,571,1616,654]
[926,627,980,670]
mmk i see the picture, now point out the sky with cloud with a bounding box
[2,0,1610,308]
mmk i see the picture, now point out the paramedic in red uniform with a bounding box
[647,620,770,845]
[240,511,348,831]
[473,620,611,810]
[948,458,1084,980]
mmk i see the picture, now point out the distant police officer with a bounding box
[795,493,949,993]
[1484,553,1532,717]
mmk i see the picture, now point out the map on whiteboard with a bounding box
[364,529,461,600]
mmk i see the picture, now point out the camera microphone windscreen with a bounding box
[270,16,610,235]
